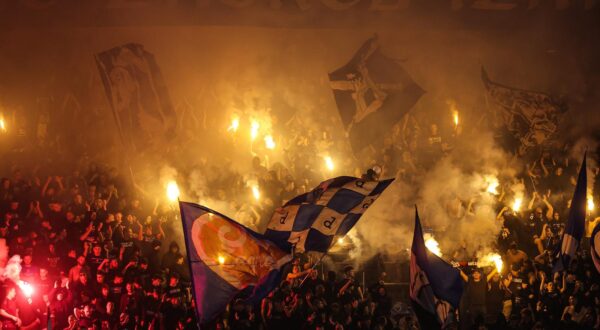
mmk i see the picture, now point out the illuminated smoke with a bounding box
[324,156,335,171]
[228,116,240,133]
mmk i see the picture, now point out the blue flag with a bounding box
[264,176,394,253]
[179,201,292,324]
[329,36,424,153]
[410,207,464,328]
[554,153,587,273]
[592,222,600,274]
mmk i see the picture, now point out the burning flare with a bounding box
[227,117,240,132]
[453,110,459,128]
[424,233,442,257]
[18,281,34,298]
[250,120,260,141]
[588,196,595,212]
[166,181,180,202]
[324,156,335,171]
[485,176,499,195]
[512,197,522,212]
[264,135,276,150]
[217,255,225,265]
[0,118,5,132]
[251,185,260,201]
[480,253,503,273]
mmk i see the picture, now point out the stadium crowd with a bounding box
[0,115,599,330]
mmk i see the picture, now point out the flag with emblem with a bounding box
[264,176,394,253]
[591,222,600,274]
[179,201,292,324]
[410,207,463,329]
[553,153,587,273]
[329,36,424,153]
[481,67,567,154]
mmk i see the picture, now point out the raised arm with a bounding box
[541,195,554,220]
[41,176,52,197]
[540,156,549,177]
[527,191,538,212]
[486,268,497,282]
[459,269,469,282]
[496,206,509,221]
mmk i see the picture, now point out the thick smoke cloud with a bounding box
[0,13,598,266]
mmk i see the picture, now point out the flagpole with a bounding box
[298,253,327,287]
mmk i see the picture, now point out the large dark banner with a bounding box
[95,43,176,150]
[482,67,568,155]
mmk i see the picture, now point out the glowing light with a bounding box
[324,156,335,171]
[337,237,345,245]
[250,120,260,141]
[18,281,34,298]
[480,253,503,273]
[264,135,276,150]
[453,110,459,128]
[424,234,442,257]
[512,198,522,212]
[166,181,180,202]
[227,117,240,132]
[485,176,499,195]
[588,196,595,212]
[217,255,225,265]
[251,185,260,201]
[0,118,5,132]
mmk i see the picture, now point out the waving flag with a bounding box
[410,207,463,329]
[592,222,600,274]
[481,67,567,154]
[554,153,587,273]
[179,201,292,324]
[330,36,424,153]
[265,176,394,253]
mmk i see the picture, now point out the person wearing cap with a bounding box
[460,266,497,329]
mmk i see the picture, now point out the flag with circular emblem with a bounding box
[179,201,292,324]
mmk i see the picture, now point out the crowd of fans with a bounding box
[0,110,599,330]
[454,148,600,330]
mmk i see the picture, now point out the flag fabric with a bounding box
[591,222,600,274]
[481,67,567,154]
[95,43,176,150]
[179,201,292,324]
[410,207,463,329]
[264,176,394,253]
[329,36,424,153]
[553,153,587,273]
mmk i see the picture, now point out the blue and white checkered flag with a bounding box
[264,176,394,253]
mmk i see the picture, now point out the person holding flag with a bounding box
[409,207,464,329]
[553,153,587,273]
